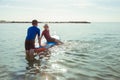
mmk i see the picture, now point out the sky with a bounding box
[0,0,120,22]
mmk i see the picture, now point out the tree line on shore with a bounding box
[0,20,91,23]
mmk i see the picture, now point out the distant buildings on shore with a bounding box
[0,20,91,24]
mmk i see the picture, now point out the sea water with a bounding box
[0,22,120,80]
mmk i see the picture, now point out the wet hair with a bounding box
[32,19,38,25]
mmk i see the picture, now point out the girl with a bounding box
[40,24,63,46]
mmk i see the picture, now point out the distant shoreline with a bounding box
[0,21,91,24]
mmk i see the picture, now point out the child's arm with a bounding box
[38,36,41,47]
[39,32,44,47]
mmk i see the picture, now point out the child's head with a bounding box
[32,19,38,26]
[43,24,49,30]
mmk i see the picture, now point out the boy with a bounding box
[25,20,40,61]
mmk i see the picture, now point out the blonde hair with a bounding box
[44,24,49,28]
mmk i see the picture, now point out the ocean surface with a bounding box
[0,22,120,80]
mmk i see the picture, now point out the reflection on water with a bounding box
[23,37,120,80]
[0,39,120,80]
[0,38,120,80]
[13,39,120,80]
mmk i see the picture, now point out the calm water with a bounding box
[0,22,120,80]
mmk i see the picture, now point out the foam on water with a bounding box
[24,38,120,80]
